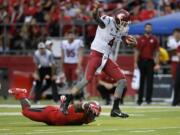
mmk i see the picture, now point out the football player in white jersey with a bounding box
[167,28,180,80]
[60,2,137,118]
[60,31,84,88]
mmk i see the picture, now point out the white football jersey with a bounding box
[167,36,180,62]
[61,39,84,64]
[91,15,129,56]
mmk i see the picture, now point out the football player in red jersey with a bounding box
[9,88,101,125]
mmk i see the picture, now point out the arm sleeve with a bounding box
[92,8,109,28]
[79,40,84,48]
[49,53,55,65]
[100,15,111,26]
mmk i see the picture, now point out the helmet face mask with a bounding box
[114,10,130,32]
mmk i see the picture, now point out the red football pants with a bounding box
[63,63,78,81]
[22,107,50,123]
[85,50,125,82]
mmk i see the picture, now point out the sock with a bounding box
[112,98,120,110]
[20,99,31,109]
[65,94,73,107]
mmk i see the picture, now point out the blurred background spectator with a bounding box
[134,23,160,105]
[172,45,180,106]
[167,28,180,80]
[0,0,179,52]
[0,0,180,105]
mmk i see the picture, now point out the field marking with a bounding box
[0,112,144,117]
[0,112,21,116]
[1,104,180,109]
[130,129,155,133]
[0,129,10,131]
[1,109,180,117]
[101,112,145,117]
[2,127,180,135]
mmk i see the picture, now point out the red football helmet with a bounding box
[88,101,101,117]
[114,9,130,30]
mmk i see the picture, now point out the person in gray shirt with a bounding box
[33,42,58,103]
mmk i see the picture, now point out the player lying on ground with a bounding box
[60,2,137,118]
[9,88,101,125]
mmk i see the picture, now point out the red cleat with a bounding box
[8,88,27,100]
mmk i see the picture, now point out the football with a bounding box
[125,35,137,46]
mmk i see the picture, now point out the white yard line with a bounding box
[0,104,180,109]
[0,108,179,117]
[129,129,155,133]
[0,112,144,117]
[101,112,145,116]
[1,127,180,135]
[0,112,21,116]
[0,129,10,131]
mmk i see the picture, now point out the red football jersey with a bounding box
[44,105,89,125]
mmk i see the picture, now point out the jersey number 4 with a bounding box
[108,37,115,47]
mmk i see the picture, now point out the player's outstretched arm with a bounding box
[92,2,105,28]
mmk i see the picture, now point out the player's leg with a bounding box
[145,60,154,104]
[97,84,111,105]
[9,88,46,121]
[51,80,59,102]
[9,88,51,123]
[9,88,31,109]
[172,63,180,105]
[120,87,127,105]
[63,63,72,87]
[33,80,43,103]
[103,59,129,118]
[71,64,78,85]
[137,60,146,105]
[22,107,48,123]
[61,51,102,114]
[40,79,51,93]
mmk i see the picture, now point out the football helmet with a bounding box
[114,9,130,31]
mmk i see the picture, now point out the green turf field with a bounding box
[0,101,180,135]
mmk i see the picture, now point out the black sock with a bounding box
[65,94,73,106]
[112,98,120,110]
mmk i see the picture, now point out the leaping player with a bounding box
[9,88,101,125]
[61,2,137,118]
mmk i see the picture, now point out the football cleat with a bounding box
[110,108,129,118]
[60,95,68,115]
[8,88,27,100]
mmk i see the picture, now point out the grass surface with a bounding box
[0,98,180,135]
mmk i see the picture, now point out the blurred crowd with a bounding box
[0,0,180,52]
